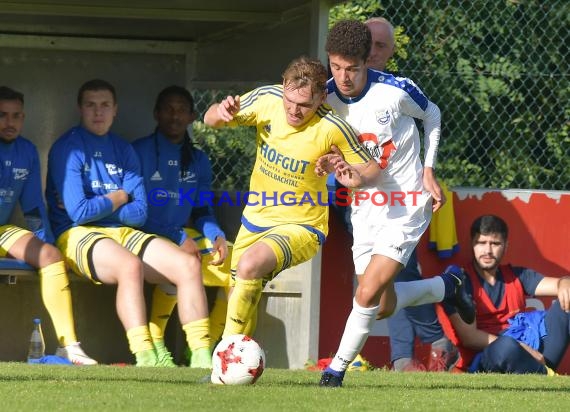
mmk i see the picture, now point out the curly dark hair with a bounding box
[325,19,371,62]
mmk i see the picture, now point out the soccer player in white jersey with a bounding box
[366,17,458,373]
[318,19,475,387]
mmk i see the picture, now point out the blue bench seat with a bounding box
[0,258,36,284]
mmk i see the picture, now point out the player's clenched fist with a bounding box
[216,95,240,122]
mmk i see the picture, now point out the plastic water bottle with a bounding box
[27,318,45,363]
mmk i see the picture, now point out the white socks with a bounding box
[392,277,445,314]
[328,277,446,373]
[329,298,379,372]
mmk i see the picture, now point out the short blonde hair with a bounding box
[282,56,328,98]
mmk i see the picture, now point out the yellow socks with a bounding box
[182,317,210,351]
[38,261,77,346]
[149,284,177,342]
[183,318,212,369]
[243,306,258,337]
[209,295,228,345]
[223,278,263,338]
[126,325,155,354]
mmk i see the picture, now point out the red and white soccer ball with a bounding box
[211,334,265,385]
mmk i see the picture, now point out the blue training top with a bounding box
[0,136,54,243]
[132,131,224,245]
[46,125,147,238]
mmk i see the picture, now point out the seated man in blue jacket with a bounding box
[0,85,95,365]
[46,79,211,367]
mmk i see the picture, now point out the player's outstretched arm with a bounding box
[204,95,240,128]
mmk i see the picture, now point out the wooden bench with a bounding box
[0,258,36,284]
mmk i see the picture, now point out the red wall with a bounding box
[319,189,570,373]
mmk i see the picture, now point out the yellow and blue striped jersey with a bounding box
[228,84,370,238]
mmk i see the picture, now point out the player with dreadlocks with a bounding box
[133,86,230,367]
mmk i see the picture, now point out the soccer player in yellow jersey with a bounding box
[204,56,376,340]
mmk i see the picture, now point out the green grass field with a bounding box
[0,363,568,411]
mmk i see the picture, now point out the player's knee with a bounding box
[488,336,520,361]
[547,299,569,321]
[178,252,202,279]
[355,285,381,308]
[235,257,261,281]
[116,256,144,283]
[482,336,521,371]
[39,242,64,266]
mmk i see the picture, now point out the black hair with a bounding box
[153,85,196,175]
[325,19,372,63]
[470,215,509,242]
[0,86,24,103]
[154,85,195,113]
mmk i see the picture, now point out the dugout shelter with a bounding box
[0,0,343,367]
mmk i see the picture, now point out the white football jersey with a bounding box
[326,68,441,195]
[326,69,441,266]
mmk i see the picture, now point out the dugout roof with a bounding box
[0,0,343,84]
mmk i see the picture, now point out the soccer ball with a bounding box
[211,334,265,385]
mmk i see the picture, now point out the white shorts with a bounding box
[351,189,432,274]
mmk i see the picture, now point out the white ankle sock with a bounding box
[329,298,379,372]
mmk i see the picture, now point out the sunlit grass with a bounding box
[0,363,568,411]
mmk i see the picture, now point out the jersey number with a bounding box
[377,139,396,169]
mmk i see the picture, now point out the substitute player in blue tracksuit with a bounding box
[46,79,211,367]
[133,85,230,367]
[0,86,96,364]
